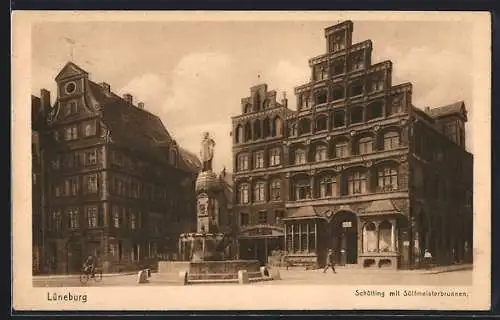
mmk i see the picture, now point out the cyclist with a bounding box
[82,255,96,278]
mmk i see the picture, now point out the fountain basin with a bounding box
[158,259,262,281]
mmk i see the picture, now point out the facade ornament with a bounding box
[349,130,356,137]
[334,166,342,172]
[400,119,408,126]
[400,155,407,163]
[373,125,380,132]
[285,172,291,178]
[305,139,311,145]
[326,135,331,141]
[365,161,373,168]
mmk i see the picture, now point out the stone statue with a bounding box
[200,132,216,171]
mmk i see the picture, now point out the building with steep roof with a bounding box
[36,62,201,274]
[231,21,473,269]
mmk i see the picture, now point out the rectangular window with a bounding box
[320,177,337,198]
[85,174,98,194]
[85,150,97,166]
[240,213,249,226]
[295,180,311,200]
[377,168,399,191]
[51,210,62,232]
[253,182,265,202]
[258,211,267,224]
[112,206,121,228]
[295,150,307,165]
[83,120,97,137]
[359,139,373,154]
[64,126,78,141]
[237,154,249,171]
[270,180,281,201]
[348,172,367,194]
[239,184,249,204]
[269,148,281,166]
[68,208,80,229]
[66,101,78,115]
[254,151,264,169]
[87,206,98,228]
[130,211,137,230]
[335,143,348,158]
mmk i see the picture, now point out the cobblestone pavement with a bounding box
[33,269,472,287]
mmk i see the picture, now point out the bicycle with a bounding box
[79,267,103,285]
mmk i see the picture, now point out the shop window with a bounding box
[363,222,377,253]
[378,221,393,252]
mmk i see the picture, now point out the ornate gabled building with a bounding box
[231,20,473,269]
[37,62,201,274]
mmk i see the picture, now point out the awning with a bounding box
[360,199,399,215]
[282,206,322,221]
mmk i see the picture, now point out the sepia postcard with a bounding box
[12,11,491,311]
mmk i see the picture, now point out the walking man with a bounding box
[323,249,337,273]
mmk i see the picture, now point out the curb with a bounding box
[33,272,139,280]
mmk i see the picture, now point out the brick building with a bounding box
[34,62,201,274]
[231,20,473,269]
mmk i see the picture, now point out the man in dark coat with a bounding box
[323,249,337,273]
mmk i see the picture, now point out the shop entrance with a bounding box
[330,211,358,265]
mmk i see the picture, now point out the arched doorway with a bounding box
[330,211,358,265]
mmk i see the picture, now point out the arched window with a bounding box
[377,166,398,191]
[295,177,311,200]
[270,179,281,200]
[253,181,265,202]
[295,148,307,165]
[378,221,393,252]
[273,116,283,136]
[315,145,328,162]
[334,140,349,158]
[298,118,311,136]
[238,184,249,204]
[315,115,328,132]
[347,170,367,194]
[244,122,252,142]
[319,175,337,198]
[235,124,243,143]
[366,101,383,121]
[383,131,400,150]
[253,120,262,140]
[358,136,373,154]
[363,222,377,253]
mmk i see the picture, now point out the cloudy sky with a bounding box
[31,19,473,173]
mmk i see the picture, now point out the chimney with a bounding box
[138,102,145,109]
[123,93,133,105]
[99,82,111,93]
[40,89,51,114]
[281,91,288,108]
